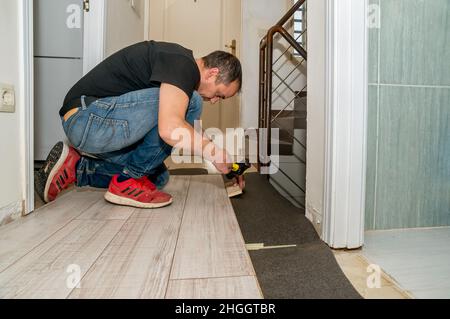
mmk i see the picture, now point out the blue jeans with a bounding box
[61,88,203,189]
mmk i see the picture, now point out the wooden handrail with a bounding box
[275,0,306,27]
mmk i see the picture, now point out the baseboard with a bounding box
[0,200,24,227]
[306,203,323,236]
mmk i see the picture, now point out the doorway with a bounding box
[32,0,86,209]
[23,0,105,214]
[33,0,85,162]
[149,0,242,133]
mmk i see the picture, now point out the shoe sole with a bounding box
[104,191,173,209]
[43,142,70,203]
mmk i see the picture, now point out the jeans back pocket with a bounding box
[78,113,130,154]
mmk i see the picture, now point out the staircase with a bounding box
[258,0,307,209]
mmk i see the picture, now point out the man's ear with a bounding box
[206,67,220,81]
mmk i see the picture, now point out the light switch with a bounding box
[0,84,15,113]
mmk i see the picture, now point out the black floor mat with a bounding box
[230,173,362,299]
[169,168,209,175]
[229,175,318,246]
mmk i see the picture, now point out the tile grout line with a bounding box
[368,83,450,89]
[373,82,380,229]
[373,0,381,229]
[164,176,192,299]
[365,225,450,233]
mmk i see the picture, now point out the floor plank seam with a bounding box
[224,187,262,291]
[166,176,262,298]
[0,196,104,276]
[223,179,259,279]
[66,207,138,299]
[164,176,192,299]
[168,274,259,282]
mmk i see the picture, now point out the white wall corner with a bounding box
[322,0,368,249]
[305,0,326,239]
[21,0,35,215]
[0,201,24,227]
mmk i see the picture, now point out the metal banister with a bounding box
[258,0,308,207]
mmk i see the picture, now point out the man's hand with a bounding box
[214,162,232,175]
[210,145,233,174]
[234,175,246,190]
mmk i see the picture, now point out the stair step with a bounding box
[271,115,307,130]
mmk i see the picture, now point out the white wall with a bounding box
[0,0,25,224]
[148,0,164,41]
[305,0,326,232]
[105,0,147,56]
[241,0,307,129]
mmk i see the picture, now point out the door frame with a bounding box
[22,0,106,214]
[83,0,107,74]
[322,0,368,248]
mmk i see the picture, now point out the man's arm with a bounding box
[158,83,231,174]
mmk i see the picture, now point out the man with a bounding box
[35,40,243,209]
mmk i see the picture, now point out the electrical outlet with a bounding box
[0,84,15,113]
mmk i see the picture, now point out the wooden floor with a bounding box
[0,176,262,299]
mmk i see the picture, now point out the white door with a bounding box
[149,0,241,132]
[34,0,85,160]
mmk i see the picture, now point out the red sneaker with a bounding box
[104,175,173,209]
[35,142,81,203]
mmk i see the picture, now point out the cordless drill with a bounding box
[226,160,251,180]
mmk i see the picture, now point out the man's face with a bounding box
[198,68,240,104]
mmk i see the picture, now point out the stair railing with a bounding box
[258,0,308,208]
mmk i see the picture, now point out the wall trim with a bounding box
[21,0,34,215]
[83,0,106,73]
[322,0,368,249]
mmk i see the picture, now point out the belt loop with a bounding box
[81,95,87,110]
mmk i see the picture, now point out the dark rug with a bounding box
[229,173,362,299]
[169,168,209,175]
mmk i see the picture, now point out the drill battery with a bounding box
[226,161,251,180]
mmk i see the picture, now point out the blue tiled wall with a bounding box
[366,0,450,230]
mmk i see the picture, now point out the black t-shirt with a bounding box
[60,41,201,116]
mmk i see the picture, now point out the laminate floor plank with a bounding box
[170,176,255,280]
[69,177,191,299]
[76,197,137,221]
[0,218,125,298]
[166,276,262,299]
[0,176,260,299]
[0,189,104,273]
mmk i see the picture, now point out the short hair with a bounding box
[202,51,242,91]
